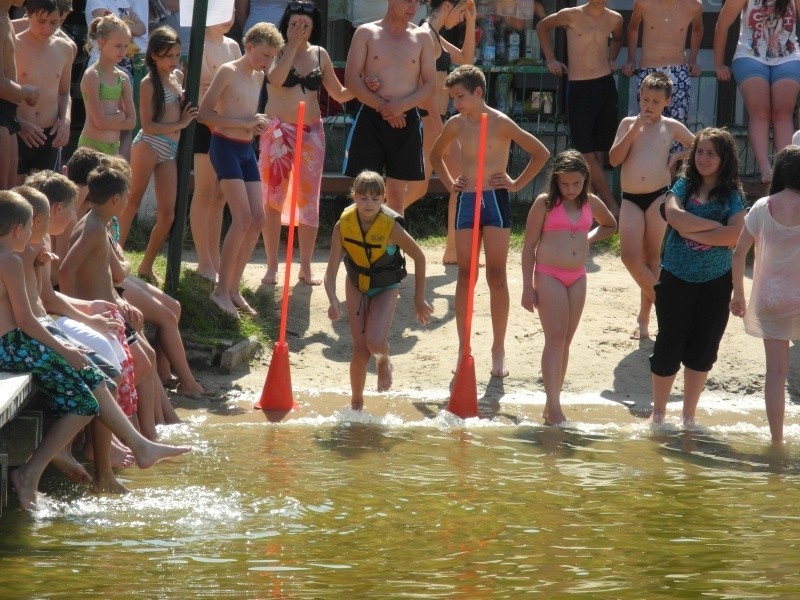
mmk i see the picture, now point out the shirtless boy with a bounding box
[622,0,703,142]
[198,23,281,318]
[537,0,623,218]
[343,0,437,216]
[0,190,189,510]
[430,65,550,377]
[609,72,694,339]
[189,16,241,284]
[0,0,40,190]
[14,0,74,182]
[58,165,164,442]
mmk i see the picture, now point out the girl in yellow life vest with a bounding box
[324,171,434,411]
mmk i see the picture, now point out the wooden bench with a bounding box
[0,373,36,515]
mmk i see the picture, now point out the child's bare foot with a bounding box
[50,447,92,483]
[196,268,218,284]
[649,409,666,424]
[210,290,239,318]
[176,381,206,397]
[137,270,161,287]
[10,466,41,511]
[442,251,457,265]
[376,356,393,391]
[260,270,278,285]
[231,292,257,315]
[351,398,364,411]
[490,352,508,378]
[90,475,130,495]
[298,271,322,286]
[544,409,567,426]
[134,441,191,470]
[630,322,650,340]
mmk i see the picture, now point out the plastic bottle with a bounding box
[496,21,506,66]
[525,28,540,61]
[482,17,496,67]
[496,72,511,113]
[508,30,520,63]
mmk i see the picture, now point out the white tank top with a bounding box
[733,0,800,65]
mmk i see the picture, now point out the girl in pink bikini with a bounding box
[521,150,617,425]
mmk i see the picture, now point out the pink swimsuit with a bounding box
[535,200,593,288]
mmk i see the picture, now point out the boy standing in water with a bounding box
[0,0,39,189]
[430,65,550,378]
[609,72,694,340]
[198,23,282,318]
[537,0,623,218]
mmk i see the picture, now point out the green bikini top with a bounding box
[98,72,123,101]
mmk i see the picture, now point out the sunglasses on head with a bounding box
[289,1,315,13]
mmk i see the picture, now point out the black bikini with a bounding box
[282,48,323,93]
[426,22,452,73]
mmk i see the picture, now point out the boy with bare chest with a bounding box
[430,65,550,378]
[622,0,703,135]
[198,23,281,318]
[343,0,436,215]
[14,0,74,182]
[0,0,39,189]
[537,0,623,218]
[609,72,695,339]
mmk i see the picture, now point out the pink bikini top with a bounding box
[542,199,592,234]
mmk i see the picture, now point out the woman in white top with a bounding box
[714,0,800,183]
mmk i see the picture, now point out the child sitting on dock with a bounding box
[324,171,433,411]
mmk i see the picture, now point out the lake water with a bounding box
[2,393,800,598]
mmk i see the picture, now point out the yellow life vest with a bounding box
[340,204,407,294]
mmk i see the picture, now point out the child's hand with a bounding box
[364,75,381,92]
[252,113,269,135]
[415,298,433,326]
[18,119,47,149]
[62,346,89,371]
[546,59,567,77]
[180,102,198,127]
[328,301,341,322]
[87,312,123,336]
[688,62,701,77]
[51,119,71,148]
[33,249,58,267]
[489,172,515,191]
[521,286,538,312]
[89,300,117,315]
[119,301,143,331]
[729,295,747,318]
[621,62,636,77]
[715,64,732,82]
[451,175,467,193]
[21,84,39,106]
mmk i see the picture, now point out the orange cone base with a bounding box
[447,354,478,419]
[254,342,297,411]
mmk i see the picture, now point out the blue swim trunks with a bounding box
[0,328,101,417]
[455,188,511,230]
[209,133,260,182]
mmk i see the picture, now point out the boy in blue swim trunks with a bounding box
[0,190,190,510]
[197,22,282,318]
[430,65,550,378]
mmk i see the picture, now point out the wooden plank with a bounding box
[0,373,33,430]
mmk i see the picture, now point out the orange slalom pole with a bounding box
[255,101,306,411]
[447,112,487,419]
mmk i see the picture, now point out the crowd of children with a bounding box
[1,0,799,514]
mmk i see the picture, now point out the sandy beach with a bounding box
[179,241,799,431]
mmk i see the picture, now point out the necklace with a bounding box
[665,0,681,22]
